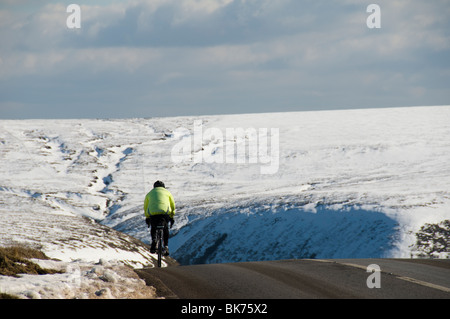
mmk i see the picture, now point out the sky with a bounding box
[0,0,449,119]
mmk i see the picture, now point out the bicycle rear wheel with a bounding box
[157,228,163,267]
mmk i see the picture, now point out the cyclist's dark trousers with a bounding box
[149,214,170,247]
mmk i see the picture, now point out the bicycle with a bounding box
[155,224,165,268]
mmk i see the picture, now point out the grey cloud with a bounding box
[64,0,361,48]
[1,0,449,119]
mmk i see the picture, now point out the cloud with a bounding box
[63,0,291,48]
[0,0,449,119]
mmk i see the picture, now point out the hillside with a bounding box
[1,106,449,270]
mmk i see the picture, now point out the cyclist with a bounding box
[144,180,175,256]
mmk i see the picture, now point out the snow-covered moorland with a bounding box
[1,105,449,297]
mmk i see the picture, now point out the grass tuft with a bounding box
[0,292,20,299]
[0,245,62,277]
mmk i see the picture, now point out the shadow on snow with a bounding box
[171,205,399,265]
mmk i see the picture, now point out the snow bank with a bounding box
[0,258,156,299]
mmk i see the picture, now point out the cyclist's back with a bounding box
[145,186,175,216]
[144,181,175,255]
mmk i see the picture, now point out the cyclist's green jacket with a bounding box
[144,187,175,219]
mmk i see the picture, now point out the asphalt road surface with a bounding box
[135,258,450,299]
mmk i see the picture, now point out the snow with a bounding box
[1,105,450,298]
[0,258,156,299]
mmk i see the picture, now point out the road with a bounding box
[135,258,450,299]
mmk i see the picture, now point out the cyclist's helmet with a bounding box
[154,180,165,188]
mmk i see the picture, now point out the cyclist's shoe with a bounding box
[150,242,156,254]
[164,246,170,256]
